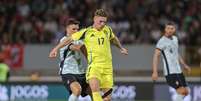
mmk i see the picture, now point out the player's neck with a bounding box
[164,34,173,39]
[66,32,72,36]
[92,24,102,31]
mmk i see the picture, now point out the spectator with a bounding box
[0,0,200,45]
[0,53,10,82]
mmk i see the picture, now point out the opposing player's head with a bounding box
[64,18,80,35]
[93,9,108,30]
[164,22,176,37]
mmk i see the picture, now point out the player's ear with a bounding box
[93,16,96,22]
[93,16,98,22]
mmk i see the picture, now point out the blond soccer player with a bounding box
[49,9,128,101]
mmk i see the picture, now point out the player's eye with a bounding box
[99,20,106,23]
[72,28,78,30]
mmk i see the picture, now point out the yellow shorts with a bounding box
[86,64,113,89]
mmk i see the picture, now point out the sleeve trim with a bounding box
[156,48,162,51]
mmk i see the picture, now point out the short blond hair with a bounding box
[94,9,108,17]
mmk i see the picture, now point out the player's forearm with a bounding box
[111,36,123,49]
[152,52,160,73]
[152,58,158,73]
[55,37,73,50]
[179,56,188,67]
[70,44,82,51]
[81,46,87,58]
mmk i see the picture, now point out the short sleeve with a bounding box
[156,39,165,50]
[108,26,115,40]
[173,36,178,44]
[71,28,87,41]
[59,36,66,43]
[77,40,84,45]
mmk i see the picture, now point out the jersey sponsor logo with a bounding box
[169,49,173,53]
[103,30,108,38]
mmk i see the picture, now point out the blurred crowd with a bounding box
[0,0,200,45]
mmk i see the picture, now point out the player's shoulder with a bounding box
[157,36,166,43]
[172,35,178,40]
[59,36,67,42]
[79,28,88,32]
[104,25,112,30]
[80,26,94,33]
[101,25,112,35]
[74,26,93,39]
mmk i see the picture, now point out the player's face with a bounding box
[93,16,107,30]
[165,25,176,36]
[66,24,79,35]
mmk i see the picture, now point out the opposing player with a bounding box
[152,22,191,101]
[49,9,128,101]
[56,19,89,101]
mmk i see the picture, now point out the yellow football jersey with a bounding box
[71,25,115,66]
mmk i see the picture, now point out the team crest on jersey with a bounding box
[90,34,95,37]
[103,30,108,38]
[169,49,173,53]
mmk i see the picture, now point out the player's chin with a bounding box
[122,52,128,55]
[99,26,104,29]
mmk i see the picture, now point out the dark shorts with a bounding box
[61,74,89,97]
[165,73,187,89]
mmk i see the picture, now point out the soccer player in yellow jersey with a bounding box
[49,9,128,101]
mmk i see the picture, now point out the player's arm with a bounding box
[70,44,88,60]
[107,26,128,55]
[80,45,88,60]
[152,48,161,81]
[110,35,128,55]
[49,29,86,58]
[69,44,83,51]
[110,36,123,49]
[179,55,191,74]
[49,37,73,58]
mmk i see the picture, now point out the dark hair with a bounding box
[94,9,108,17]
[161,21,176,35]
[165,21,176,27]
[64,18,80,27]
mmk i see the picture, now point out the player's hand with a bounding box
[120,48,128,55]
[69,44,82,51]
[49,48,58,58]
[152,72,158,81]
[184,65,191,74]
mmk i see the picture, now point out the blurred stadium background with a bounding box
[0,0,200,101]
